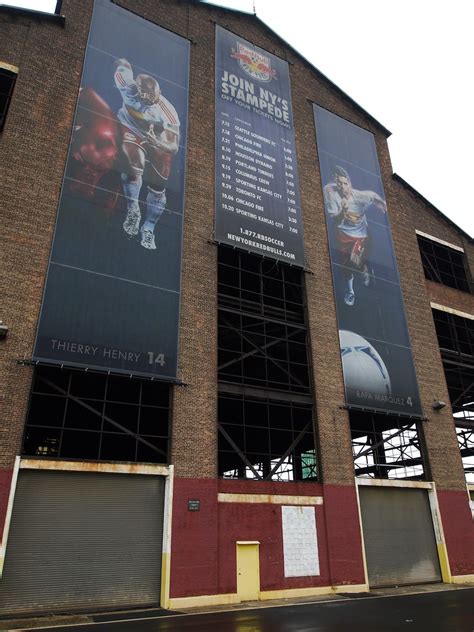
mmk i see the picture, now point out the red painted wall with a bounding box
[216,498,330,593]
[437,489,474,576]
[0,468,13,537]
[323,484,366,586]
[218,478,323,496]
[170,478,220,598]
[170,477,365,598]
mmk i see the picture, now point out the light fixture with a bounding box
[432,400,447,410]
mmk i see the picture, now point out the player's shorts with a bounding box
[121,125,172,181]
[336,232,367,268]
[146,146,172,180]
[121,126,145,148]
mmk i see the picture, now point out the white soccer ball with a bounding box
[339,330,391,396]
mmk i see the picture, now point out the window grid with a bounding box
[432,309,474,483]
[456,426,474,484]
[218,311,310,394]
[218,393,317,482]
[217,246,317,481]
[418,236,471,293]
[432,309,474,357]
[218,246,305,324]
[22,366,170,464]
[350,411,426,480]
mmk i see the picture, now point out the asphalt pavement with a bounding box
[8,586,474,632]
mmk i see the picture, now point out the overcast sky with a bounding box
[4,0,473,237]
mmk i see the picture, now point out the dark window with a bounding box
[432,308,474,481]
[417,235,471,293]
[218,394,317,482]
[0,65,17,132]
[217,246,317,481]
[218,248,310,394]
[22,366,170,463]
[218,312,310,393]
[218,247,305,323]
[350,411,426,480]
[432,309,474,357]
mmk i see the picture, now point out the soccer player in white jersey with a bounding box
[114,58,180,250]
[324,166,386,307]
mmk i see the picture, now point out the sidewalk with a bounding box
[1,582,473,630]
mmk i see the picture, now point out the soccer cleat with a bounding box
[140,226,156,250]
[344,290,355,306]
[123,204,141,236]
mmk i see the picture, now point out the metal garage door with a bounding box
[359,486,441,587]
[0,469,165,616]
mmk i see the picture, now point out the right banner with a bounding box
[313,105,422,416]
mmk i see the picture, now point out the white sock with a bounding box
[142,188,166,232]
[121,171,142,210]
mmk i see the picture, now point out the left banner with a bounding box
[34,0,190,379]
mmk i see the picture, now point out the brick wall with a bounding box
[0,1,472,573]
[390,177,472,489]
[0,2,93,470]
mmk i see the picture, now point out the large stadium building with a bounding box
[0,0,473,616]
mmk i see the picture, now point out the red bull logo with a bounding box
[231,42,276,82]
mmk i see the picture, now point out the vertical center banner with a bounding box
[215,26,305,267]
[33,0,190,379]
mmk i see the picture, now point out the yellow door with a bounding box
[236,541,260,601]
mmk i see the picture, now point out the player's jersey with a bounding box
[324,184,379,238]
[114,65,179,141]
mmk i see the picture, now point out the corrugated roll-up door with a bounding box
[359,486,442,588]
[0,469,165,616]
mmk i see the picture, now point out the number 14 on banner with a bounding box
[148,352,166,366]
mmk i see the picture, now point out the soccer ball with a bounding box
[339,330,391,396]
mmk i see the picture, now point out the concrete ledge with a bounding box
[20,459,170,477]
[430,302,474,320]
[218,493,323,505]
[168,584,369,609]
[333,584,370,594]
[356,478,434,489]
[169,593,239,609]
[261,584,368,601]
[0,5,65,25]
[451,575,474,584]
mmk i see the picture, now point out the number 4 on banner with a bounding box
[148,352,165,366]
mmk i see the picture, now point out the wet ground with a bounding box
[7,586,474,632]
